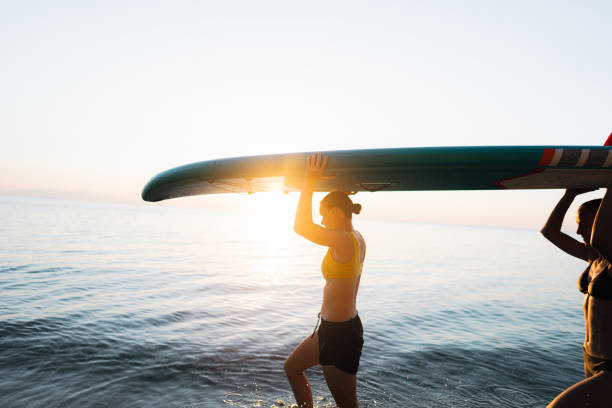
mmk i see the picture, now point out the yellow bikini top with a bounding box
[321,232,363,280]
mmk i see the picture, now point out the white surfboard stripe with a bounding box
[576,149,590,167]
[604,151,612,168]
[550,149,564,167]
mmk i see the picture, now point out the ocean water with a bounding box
[0,196,589,407]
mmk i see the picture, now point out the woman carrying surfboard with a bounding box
[541,186,612,407]
[284,152,365,408]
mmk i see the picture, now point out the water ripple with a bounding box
[0,198,590,407]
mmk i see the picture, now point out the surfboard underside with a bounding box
[142,146,612,202]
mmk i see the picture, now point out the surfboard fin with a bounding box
[605,131,612,146]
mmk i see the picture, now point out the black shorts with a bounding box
[317,314,364,375]
[583,346,612,376]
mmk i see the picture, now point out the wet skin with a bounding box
[575,209,612,361]
[319,206,365,322]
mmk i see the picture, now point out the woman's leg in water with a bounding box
[322,365,358,408]
[547,371,612,408]
[284,332,319,408]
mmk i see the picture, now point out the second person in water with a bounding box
[542,186,612,407]
[284,153,366,408]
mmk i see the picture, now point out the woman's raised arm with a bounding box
[541,189,592,261]
[293,153,343,247]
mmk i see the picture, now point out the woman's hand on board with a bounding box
[305,152,335,184]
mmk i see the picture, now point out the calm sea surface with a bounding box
[0,196,589,407]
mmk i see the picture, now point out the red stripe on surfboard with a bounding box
[538,149,555,167]
[493,168,545,190]
[605,132,612,146]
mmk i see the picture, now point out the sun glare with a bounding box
[239,192,299,287]
[247,192,296,232]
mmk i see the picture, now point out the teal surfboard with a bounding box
[141,146,612,202]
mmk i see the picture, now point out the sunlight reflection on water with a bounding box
[0,196,588,407]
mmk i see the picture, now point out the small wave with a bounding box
[142,310,198,327]
[359,344,580,407]
[0,264,34,273]
[25,266,75,275]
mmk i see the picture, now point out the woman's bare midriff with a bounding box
[321,276,361,321]
[583,259,612,358]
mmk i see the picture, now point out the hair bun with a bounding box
[352,203,362,214]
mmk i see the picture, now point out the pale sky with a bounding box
[1,1,611,229]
